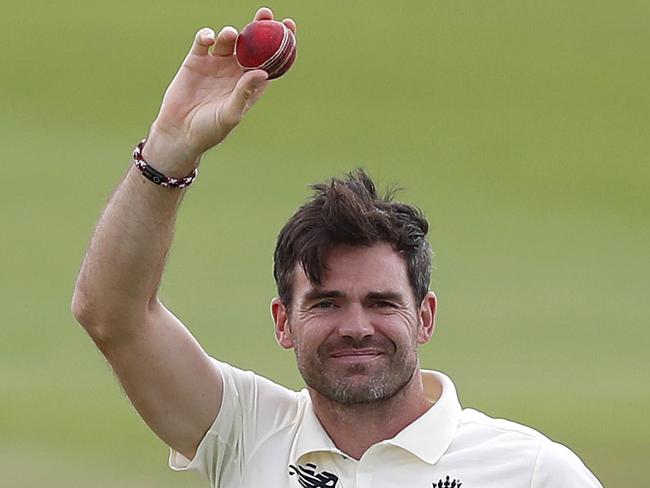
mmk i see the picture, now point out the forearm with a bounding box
[72,136,199,340]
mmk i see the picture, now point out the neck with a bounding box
[308,369,434,460]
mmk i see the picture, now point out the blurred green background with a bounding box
[1,0,648,486]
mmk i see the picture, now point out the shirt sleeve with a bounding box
[531,439,603,488]
[168,359,301,487]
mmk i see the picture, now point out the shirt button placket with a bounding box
[354,449,377,488]
[355,471,372,488]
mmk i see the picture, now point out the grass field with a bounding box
[1,1,648,486]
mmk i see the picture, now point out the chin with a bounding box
[311,367,413,405]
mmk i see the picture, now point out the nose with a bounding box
[336,303,374,342]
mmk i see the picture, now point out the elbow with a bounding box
[71,278,155,347]
[71,281,96,332]
[71,286,118,350]
[71,277,111,344]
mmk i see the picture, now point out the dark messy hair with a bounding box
[273,169,432,307]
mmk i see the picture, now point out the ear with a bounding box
[271,297,294,349]
[417,291,437,345]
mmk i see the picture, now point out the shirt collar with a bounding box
[290,370,462,465]
[290,393,344,462]
[383,370,462,464]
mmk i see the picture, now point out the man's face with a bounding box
[272,243,436,404]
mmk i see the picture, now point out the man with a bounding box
[72,7,603,488]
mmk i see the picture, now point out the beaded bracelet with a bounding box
[132,138,198,189]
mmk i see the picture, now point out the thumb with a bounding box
[222,70,269,126]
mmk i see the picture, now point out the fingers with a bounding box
[212,26,238,57]
[221,70,269,127]
[253,7,297,34]
[282,18,297,35]
[236,69,269,106]
[254,7,274,21]
[192,11,296,60]
[189,28,216,56]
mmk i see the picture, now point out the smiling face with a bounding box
[272,243,437,405]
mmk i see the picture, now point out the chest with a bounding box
[236,443,536,488]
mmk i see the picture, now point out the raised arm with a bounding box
[71,8,296,460]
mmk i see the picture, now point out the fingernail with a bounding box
[222,26,238,37]
[205,30,215,41]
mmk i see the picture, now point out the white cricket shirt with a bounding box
[170,360,603,487]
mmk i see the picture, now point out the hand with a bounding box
[144,8,297,171]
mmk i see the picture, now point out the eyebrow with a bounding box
[365,291,405,303]
[303,289,346,302]
[302,289,406,303]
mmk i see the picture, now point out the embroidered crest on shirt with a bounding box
[433,475,462,487]
[289,463,339,488]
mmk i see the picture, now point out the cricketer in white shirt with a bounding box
[72,10,603,488]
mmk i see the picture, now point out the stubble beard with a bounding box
[294,338,419,405]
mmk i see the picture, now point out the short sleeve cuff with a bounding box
[167,359,235,474]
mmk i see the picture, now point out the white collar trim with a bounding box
[291,370,462,465]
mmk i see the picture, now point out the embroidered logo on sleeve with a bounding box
[433,475,462,487]
[289,463,339,488]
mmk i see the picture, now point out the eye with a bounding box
[313,301,335,309]
[372,301,395,308]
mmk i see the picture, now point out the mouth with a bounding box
[329,350,384,363]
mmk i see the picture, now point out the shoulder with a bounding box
[214,358,306,420]
[170,360,309,482]
[455,408,602,487]
[459,407,549,440]
[450,408,547,462]
[532,438,603,487]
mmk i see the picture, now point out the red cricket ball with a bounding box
[235,20,297,80]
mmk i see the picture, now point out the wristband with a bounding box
[132,138,198,189]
